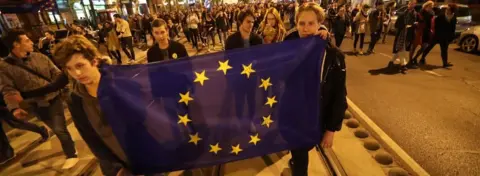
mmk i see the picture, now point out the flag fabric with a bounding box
[98,37,327,174]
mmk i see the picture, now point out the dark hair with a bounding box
[113,14,121,19]
[45,30,55,36]
[237,9,255,23]
[53,35,101,68]
[448,3,457,13]
[2,29,26,51]
[152,19,168,29]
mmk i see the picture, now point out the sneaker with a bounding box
[39,126,50,143]
[62,157,79,169]
[419,59,426,65]
[400,66,408,74]
[353,48,357,53]
[359,50,364,55]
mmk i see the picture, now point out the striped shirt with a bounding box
[0,52,62,111]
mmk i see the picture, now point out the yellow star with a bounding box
[262,115,274,128]
[259,77,273,91]
[241,63,256,78]
[194,70,209,86]
[230,144,243,155]
[249,133,261,145]
[217,60,232,75]
[177,114,191,126]
[178,91,194,106]
[209,143,222,154]
[188,133,202,145]
[265,96,277,108]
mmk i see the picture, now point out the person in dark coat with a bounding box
[420,3,457,68]
[284,3,346,176]
[225,10,263,50]
[366,1,386,54]
[408,1,434,68]
[332,6,349,47]
[52,35,129,176]
[147,19,188,63]
[389,0,417,74]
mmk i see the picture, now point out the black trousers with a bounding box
[291,146,314,176]
[335,33,345,47]
[33,96,77,158]
[368,30,382,51]
[354,33,365,49]
[421,39,450,65]
[120,36,135,61]
[189,28,200,49]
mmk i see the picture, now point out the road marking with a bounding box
[378,52,444,77]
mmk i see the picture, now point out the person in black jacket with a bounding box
[420,3,456,68]
[225,10,263,50]
[147,19,188,63]
[284,2,347,176]
[52,35,129,176]
[333,6,349,47]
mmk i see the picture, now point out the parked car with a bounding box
[457,25,480,53]
[389,3,472,36]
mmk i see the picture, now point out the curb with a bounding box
[346,97,430,176]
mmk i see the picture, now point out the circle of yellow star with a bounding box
[241,63,256,79]
[177,114,191,126]
[209,143,222,154]
[262,115,274,128]
[188,133,202,145]
[178,91,194,106]
[265,96,277,108]
[259,77,273,91]
[194,70,209,86]
[217,60,232,75]
[230,144,243,155]
[249,133,261,145]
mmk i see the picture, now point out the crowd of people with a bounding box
[0,0,459,175]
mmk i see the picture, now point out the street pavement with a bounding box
[340,35,480,175]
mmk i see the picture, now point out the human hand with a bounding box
[320,131,335,148]
[13,108,29,120]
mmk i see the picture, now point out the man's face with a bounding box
[45,32,53,39]
[240,16,255,34]
[65,53,99,85]
[297,11,320,38]
[14,35,34,53]
[152,25,169,43]
[408,1,416,9]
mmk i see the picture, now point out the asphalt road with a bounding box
[339,35,480,175]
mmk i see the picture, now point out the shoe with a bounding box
[387,61,394,68]
[443,63,453,68]
[353,48,357,53]
[62,157,79,169]
[419,59,426,65]
[39,126,50,143]
[359,50,364,55]
[400,66,408,74]
[0,153,16,165]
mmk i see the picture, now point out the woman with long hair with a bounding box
[353,4,370,54]
[104,22,122,64]
[258,7,286,44]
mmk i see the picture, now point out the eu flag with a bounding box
[98,37,327,174]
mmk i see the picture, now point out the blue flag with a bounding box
[98,37,327,174]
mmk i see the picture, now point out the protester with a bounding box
[114,14,136,63]
[0,29,78,169]
[104,22,123,64]
[147,19,188,63]
[366,1,386,55]
[332,5,349,47]
[225,10,263,50]
[409,1,434,68]
[283,2,346,176]
[38,30,60,62]
[420,3,456,68]
[258,7,286,44]
[353,4,369,54]
[389,0,417,74]
[52,35,129,176]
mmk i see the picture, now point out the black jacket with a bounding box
[284,30,347,132]
[433,14,456,42]
[225,31,263,50]
[147,40,188,63]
